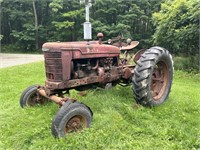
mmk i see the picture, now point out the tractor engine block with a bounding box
[72,57,118,79]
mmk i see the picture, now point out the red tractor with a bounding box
[20,1,173,138]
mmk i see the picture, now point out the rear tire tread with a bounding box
[132,46,173,107]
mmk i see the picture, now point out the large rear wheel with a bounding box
[132,46,173,106]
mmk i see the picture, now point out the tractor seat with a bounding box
[120,41,139,51]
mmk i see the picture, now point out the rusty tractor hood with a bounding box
[42,41,120,54]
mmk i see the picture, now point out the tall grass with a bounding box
[173,55,199,73]
[0,62,199,149]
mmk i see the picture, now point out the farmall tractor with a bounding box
[20,1,173,138]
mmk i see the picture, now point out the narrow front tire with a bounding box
[20,85,48,108]
[51,101,93,138]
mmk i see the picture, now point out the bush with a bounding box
[173,55,199,73]
[1,44,41,54]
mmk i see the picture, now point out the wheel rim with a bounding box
[27,91,47,106]
[65,115,87,133]
[151,61,168,100]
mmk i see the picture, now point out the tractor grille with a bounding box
[44,51,63,81]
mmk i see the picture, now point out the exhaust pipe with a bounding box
[83,0,92,40]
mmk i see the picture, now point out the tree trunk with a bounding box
[33,0,39,50]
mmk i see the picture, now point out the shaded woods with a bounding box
[0,0,199,71]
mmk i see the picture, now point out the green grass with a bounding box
[0,62,199,150]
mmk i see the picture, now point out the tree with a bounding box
[1,0,54,51]
[152,0,199,55]
[1,0,163,51]
[90,0,163,48]
[49,0,84,41]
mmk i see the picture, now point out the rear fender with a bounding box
[133,49,145,63]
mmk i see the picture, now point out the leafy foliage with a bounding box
[173,55,199,73]
[90,0,161,47]
[0,35,3,40]
[11,23,36,50]
[152,0,199,55]
[1,0,163,50]
[49,0,84,41]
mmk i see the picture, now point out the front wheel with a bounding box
[51,101,93,138]
[20,85,48,108]
[132,46,173,107]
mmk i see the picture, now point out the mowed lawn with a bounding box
[0,62,199,150]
